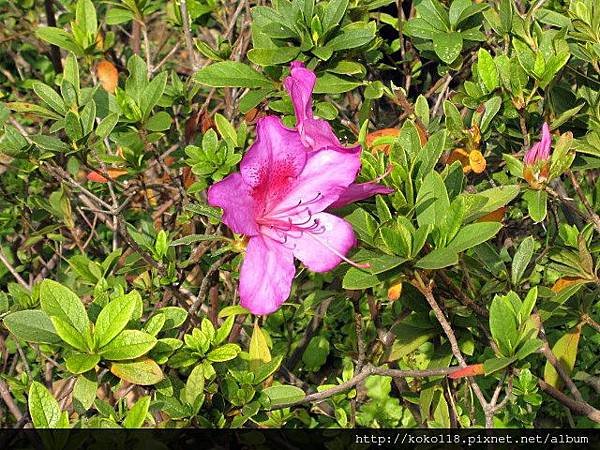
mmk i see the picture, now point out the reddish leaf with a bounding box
[448,363,485,379]
[87,168,128,183]
[96,60,118,94]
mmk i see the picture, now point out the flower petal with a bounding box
[240,116,307,189]
[299,118,350,151]
[330,182,394,208]
[283,61,315,124]
[207,173,259,236]
[524,142,540,165]
[288,212,356,272]
[270,147,361,215]
[538,122,552,160]
[284,61,358,152]
[239,235,296,315]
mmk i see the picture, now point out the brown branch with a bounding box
[538,378,600,424]
[567,170,600,234]
[278,364,461,408]
[412,272,492,426]
[0,379,23,423]
[179,0,199,70]
[535,314,584,403]
[582,314,600,333]
[0,247,29,290]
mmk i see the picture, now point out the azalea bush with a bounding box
[0,0,599,430]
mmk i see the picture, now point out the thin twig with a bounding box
[0,247,29,290]
[538,377,600,423]
[0,379,23,422]
[566,170,600,234]
[279,364,461,408]
[179,0,199,70]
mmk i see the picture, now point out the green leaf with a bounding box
[326,25,375,51]
[100,330,157,360]
[95,112,119,139]
[160,306,188,329]
[512,236,535,285]
[141,72,168,119]
[254,355,283,385]
[389,325,437,361]
[344,208,378,245]
[463,185,520,222]
[483,356,516,375]
[65,352,100,374]
[207,343,241,362]
[6,102,62,120]
[480,96,501,133]
[146,111,172,132]
[194,62,273,88]
[403,18,439,39]
[444,100,464,133]
[76,0,97,46]
[519,287,538,324]
[40,279,89,335]
[415,248,459,269]
[489,294,519,355]
[72,372,97,413]
[314,73,362,94]
[80,100,96,136]
[123,396,150,428]
[170,234,226,246]
[523,189,548,223]
[449,0,471,27]
[262,385,305,408]
[416,171,449,227]
[432,32,463,64]
[515,338,542,360]
[28,381,66,428]
[544,326,581,389]
[65,111,83,141]
[110,357,164,385]
[214,113,239,147]
[106,7,134,25]
[477,49,498,93]
[446,222,503,253]
[247,47,300,66]
[28,135,68,154]
[32,82,66,114]
[63,54,80,94]
[154,230,168,259]
[36,27,83,56]
[218,305,250,318]
[94,293,137,348]
[3,310,61,344]
[342,267,383,289]
[302,335,330,371]
[51,316,89,352]
[185,203,223,221]
[183,365,205,406]
[213,316,235,345]
[322,0,349,32]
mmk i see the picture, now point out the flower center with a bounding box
[256,193,369,270]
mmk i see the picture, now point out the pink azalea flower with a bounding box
[208,116,367,315]
[524,122,552,165]
[283,61,394,206]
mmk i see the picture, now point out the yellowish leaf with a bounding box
[249,322,271,372]
[543,325,581,390]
